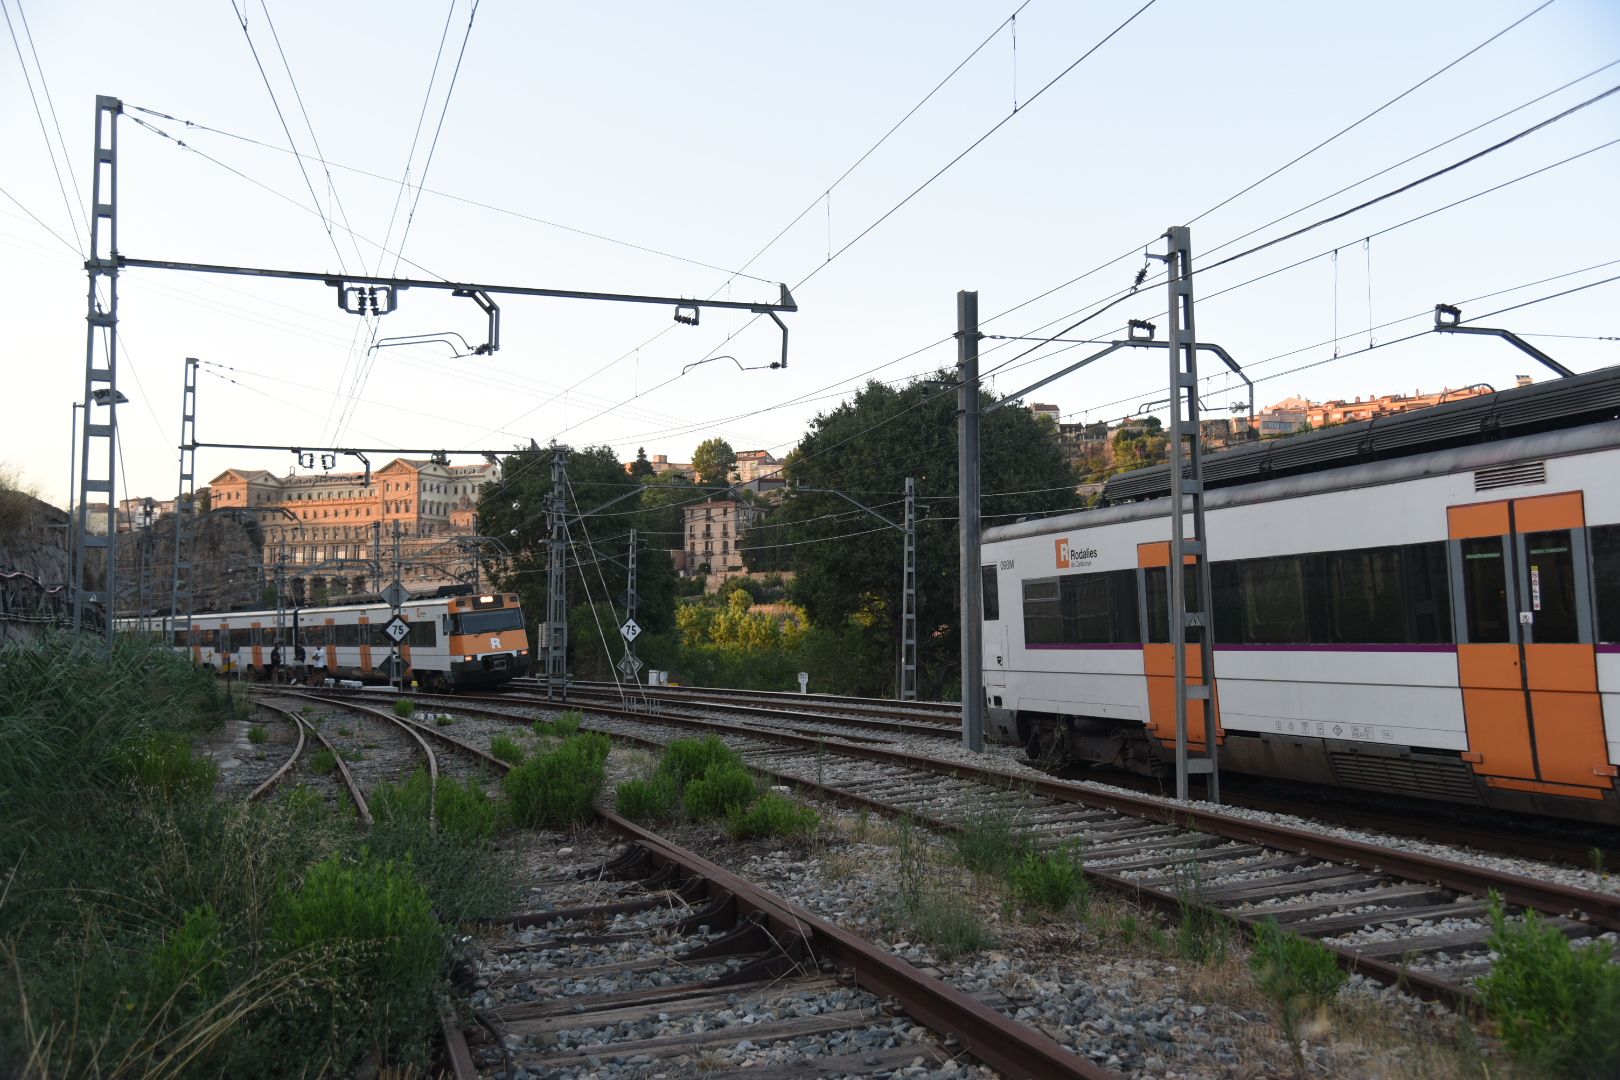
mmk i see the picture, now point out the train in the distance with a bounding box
[119,591,530,690]
[981,365,1620,824]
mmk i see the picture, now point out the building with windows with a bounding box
[682,496,763,587]
[1250,382,1502,436]
[730,449,780,483]
[208,458,501,598]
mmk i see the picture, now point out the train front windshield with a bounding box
[454,609,524,635]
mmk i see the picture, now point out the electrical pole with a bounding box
[137,498,154,633]
[625,527,640,686]
[545,447,570,700]
[1161,227,1220,803]
[957,290,984,751]
[73,96,123,643]
[389,520,404,690]
[170,357,199,655]
[900,476,918,701]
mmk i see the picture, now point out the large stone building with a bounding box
[683,496,764,589]
[208,457,500,599]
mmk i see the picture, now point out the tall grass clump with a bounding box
[953,803,1030,876]
[726,792,819,841]
[0,633,226,840]
[273,851,442,1062]
[247,723,270,744]
[504,732,610,827]
[890,817,990,960]
[0,635,514,1075]
[118,729,219,798]
[489,733,526,765]
[1250,918,1347,1079]
[1008,848,1090,914]
[616,773,678,821]
[392,698,416,718]
[1476,892,1620,1079]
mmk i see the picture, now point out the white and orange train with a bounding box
[981,365,1620,824]
[121,592,530,690]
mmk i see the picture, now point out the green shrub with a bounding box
[1008,849,1089,913]
[1477,893,1620,1079]
[309,749,338,775]
[392,698,416,719]
[247,724,270,745]
[658,735,743,792]
[726,792,819,841]
[119,731,218,799]
[684,763,757,820]
[489,733,526,765]
[616,774,679,821]
[503,733,610,827]
[1250,918,1348,1077]
[908,888,993,960]
[148,903,228,1008]
[552,710,582,736]
[434,777,498,843]
[434,713,456,726]
[273,851,442,1058]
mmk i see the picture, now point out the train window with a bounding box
[1461,537,1511,643]
[454,610,524,635]
[1243,556,1308,644]
[1401,542,1453,643]
[981,566,999,621]
[335,623,360,648]
[1593,526,1620,643]
[231,628,253,652]
[1524,530,1578,644]
[198,629,217,648]
[409,621,436,648]
[1146,564,1200,644]
[1023,580,1062,644]
[1327,548,1404,643]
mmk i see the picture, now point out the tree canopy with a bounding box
[691,437,737,484]
[741,372,1080,697]
[477,444,678,663]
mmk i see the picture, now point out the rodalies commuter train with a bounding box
[981,366,1620,825]
[122,591,530,690]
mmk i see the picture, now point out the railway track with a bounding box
[270,689,1117,1076]
[465,810,1113,1079]
[417,684,1620,867]
[306,687,1619,1012]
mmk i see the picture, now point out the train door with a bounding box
[982,564,1007,690]
[1449,493,1612,797]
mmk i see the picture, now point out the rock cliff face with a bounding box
[115,513,264,616]
[0,490,74,645]
[0,487,263,646]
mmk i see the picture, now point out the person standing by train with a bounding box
[269,641,282,684]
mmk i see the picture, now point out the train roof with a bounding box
[1099,363,1620,505]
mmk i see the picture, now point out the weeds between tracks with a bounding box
[0,634,514,1077]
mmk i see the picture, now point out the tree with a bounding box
[629,447,655,479]
[477,444,678,666]
[742,371,1080,698]
[691,438,736,485]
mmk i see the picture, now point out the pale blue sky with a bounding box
[3,0,1617,506]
